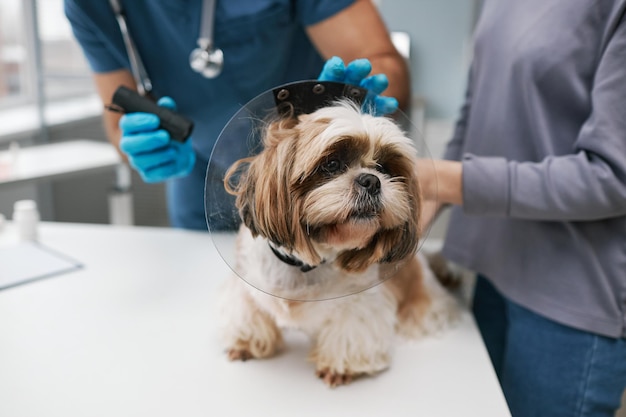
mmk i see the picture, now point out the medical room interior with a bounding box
[1,1,625,416]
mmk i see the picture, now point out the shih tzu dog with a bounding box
[218,99,458,387]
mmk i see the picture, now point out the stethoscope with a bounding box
[109,0,224,96]
[188,0,224,79]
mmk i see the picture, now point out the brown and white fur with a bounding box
[218,100,458,387]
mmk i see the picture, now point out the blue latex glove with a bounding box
[318,56,399,116]
[119,97,195,183]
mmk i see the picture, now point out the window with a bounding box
[37,0,94,101]
[0,0,96,130]
[0,1,31,106]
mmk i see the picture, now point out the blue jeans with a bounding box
[472,275,626,417]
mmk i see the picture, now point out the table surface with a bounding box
[0,222,510,417]
[0,140,121,185]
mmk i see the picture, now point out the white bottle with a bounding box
[13,199,40,242]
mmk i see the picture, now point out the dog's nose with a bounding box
[355,173,381,195]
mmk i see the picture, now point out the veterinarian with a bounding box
[418,1,626,416]
[64,0,408,230]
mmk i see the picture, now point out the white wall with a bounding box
[378,0,477,120]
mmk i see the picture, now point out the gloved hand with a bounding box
[318,56,399,116]
[119,96,196,183]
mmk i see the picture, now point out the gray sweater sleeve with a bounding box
[462,18,626,221]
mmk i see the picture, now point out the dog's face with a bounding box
[225,100,421,273]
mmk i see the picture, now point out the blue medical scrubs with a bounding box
[65,0,355,230]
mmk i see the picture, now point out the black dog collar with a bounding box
[268,244,318,273]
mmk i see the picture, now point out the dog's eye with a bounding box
[323,158,342,173]
[375,163,390,176]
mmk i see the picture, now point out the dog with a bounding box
[218,99,458,387]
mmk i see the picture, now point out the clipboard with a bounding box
[0,241,83,290]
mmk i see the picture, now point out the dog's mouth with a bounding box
[307,215,380,251]
[351,205,381,220]
[305,193,383,247]
[351,189,383,219]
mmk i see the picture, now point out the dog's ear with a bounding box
[336,155,422,273]
[224,156,257,234]
[224,118,322,265]
[380,168,422,263]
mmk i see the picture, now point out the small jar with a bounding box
[13,199,40,242]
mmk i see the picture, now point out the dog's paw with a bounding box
[420,293,460,335]
[397,290,460,339]
[219,276,284,361]
[227,347,255,361]
[316,368,354,388]
[310,342,391,385]
[224,332,283,361]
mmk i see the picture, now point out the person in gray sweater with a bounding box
[419,1,626,415]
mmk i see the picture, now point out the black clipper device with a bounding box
[107,86,194,143]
